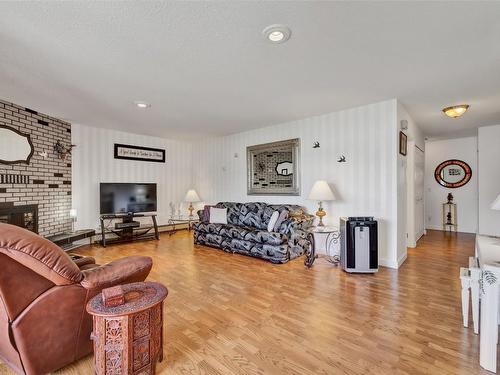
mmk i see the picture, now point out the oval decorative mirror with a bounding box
[434,159,472,188]
[0,125,34,165]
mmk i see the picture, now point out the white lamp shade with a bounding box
[184,189,201,202]
[69,208,77,218]
[308,180,335,201]
[492,194,500,210]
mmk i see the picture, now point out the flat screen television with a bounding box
[100,183,157,215]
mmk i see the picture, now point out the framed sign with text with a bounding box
[434,159,472,188]
[114,143,165,163]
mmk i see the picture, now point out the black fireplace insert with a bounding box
[0,204,38,233]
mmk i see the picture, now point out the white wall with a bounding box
[478,124,500,236]
[72,124,193,230]
[397,102,425,263]
[424,136,478,233]
[193,99,402,268]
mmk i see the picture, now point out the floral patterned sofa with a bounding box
[193,202,314,263]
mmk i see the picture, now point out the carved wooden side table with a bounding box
[87,282,168,375]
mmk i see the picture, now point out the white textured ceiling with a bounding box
[0,1,499,139]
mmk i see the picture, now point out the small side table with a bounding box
[442,202,458,231]
[305,226,341,268]
[87,282,168,375]
[168,216,199,235]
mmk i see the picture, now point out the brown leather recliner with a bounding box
[0,223,153,375]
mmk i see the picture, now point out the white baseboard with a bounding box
[397,252,407,267]
[425,225,477,234]
[407,230,424,248]
[379,258,399,269]
[379,253,407,269]
[425,225,443,231]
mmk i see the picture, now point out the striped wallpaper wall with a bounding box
[193,99,400,267]
[72,99,401,267]
[72,124,193,229]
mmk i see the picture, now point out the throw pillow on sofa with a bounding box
[273,210,289,231]
[202,205,215,222]
[209,207,228,224]
[267,211,279,232]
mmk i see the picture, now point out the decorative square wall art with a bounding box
[247,138,300,195]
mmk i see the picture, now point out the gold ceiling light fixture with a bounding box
[442,104,470,118]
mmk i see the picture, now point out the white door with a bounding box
[414,146,425,240]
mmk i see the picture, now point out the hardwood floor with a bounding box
[0,229,490,374]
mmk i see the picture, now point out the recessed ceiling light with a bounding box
[134,101,151,109]
[263,24,291,44]
[442,104,469,118]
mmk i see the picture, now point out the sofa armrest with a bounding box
[197,209,204,222]
[278,215,315,234]
[80,256,152,290]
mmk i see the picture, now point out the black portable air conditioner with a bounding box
[340,217,378,273]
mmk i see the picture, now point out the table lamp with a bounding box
[184,189,201,218]
[492,194,500,210]
[308,180,335,226]
[69,208,77,232]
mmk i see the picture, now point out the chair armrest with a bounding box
[73,256,96,269]
[80,256,152,290]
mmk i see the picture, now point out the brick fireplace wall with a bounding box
[0,99,72,236]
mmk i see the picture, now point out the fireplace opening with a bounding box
[0,204,38,233]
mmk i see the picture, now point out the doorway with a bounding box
[407,141,425,248]
[414,145,425,241]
